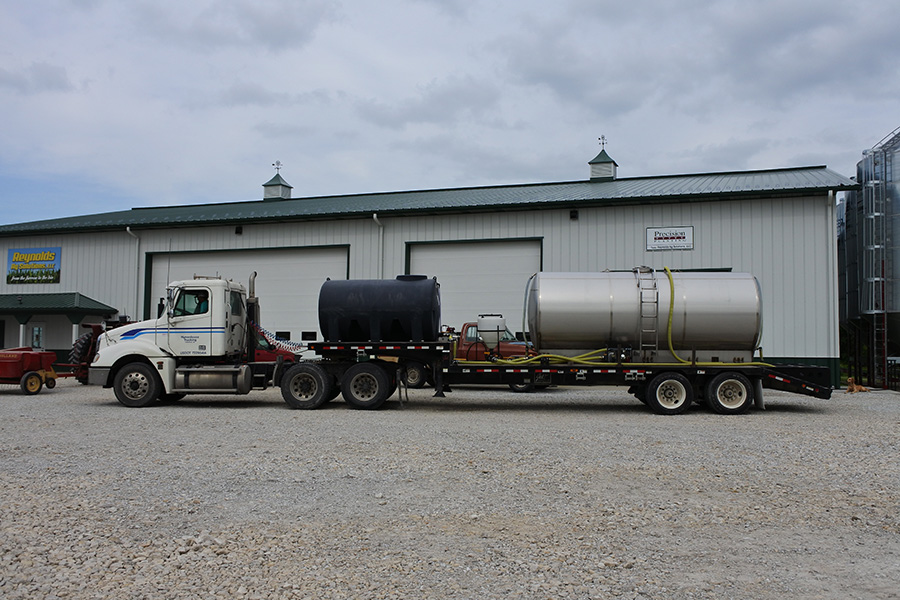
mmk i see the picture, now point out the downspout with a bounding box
[373,213,384,279]
[126,227,141,320]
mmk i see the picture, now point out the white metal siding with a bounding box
[1,193,837,360]
[409,240,542,333]
[149,247,348,341]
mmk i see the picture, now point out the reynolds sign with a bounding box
[646,227,694,251]
[7,247,62,284]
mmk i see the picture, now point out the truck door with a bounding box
[166,287,213,356]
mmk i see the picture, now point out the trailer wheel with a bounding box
[403,362,428,388]
[113,363,162,408]
[341,363,391,409]
[281,364,334,409]
[509,382,535,393]
[20,372,43,395]
[645,373,693,415]
[706,372,753,415]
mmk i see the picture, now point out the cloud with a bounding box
[0,62,74,94]
[356,76,502,129]
[132,0,340,52]
[0,0,896,227]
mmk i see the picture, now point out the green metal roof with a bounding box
[0,293,118,323]
[263,173,292,188]
[588,148,618,166]
[0,166,858,235]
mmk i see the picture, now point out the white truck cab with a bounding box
[89,276,255,406]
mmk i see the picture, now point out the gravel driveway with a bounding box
[1,379,898,599]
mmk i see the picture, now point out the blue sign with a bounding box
[7,247,62,284]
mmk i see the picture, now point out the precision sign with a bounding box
[646,226,694,251]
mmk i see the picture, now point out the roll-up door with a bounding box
[149,247,348,342]
[409,240,541,335]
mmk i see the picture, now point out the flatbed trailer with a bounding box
[304,341,832,415]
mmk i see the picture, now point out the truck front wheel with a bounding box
[645,373,693,415]
[341,363,391,409]
[281,364,334,409]
[113,363,162,408]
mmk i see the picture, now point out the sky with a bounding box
[1,0,898,226]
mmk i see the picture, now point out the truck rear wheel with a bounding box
[113,363,162,407]
[341,363,391,409]
[281,364,334,409]
[645,373,693,415]
[706,372,753,415]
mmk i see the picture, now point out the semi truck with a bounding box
[88,268,832,415]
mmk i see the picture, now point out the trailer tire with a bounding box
[706,372,753,415]
[323,376,341,404]
[509,382,535,393]
[281,364,334,409]
[341,363,391,409]
[403,362,428,388]
[645,373,693,415]
[113,363,162,408]
[20,372,43,395]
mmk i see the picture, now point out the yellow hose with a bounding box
[663,266,692,364]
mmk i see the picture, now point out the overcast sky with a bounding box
[1,0,897,226]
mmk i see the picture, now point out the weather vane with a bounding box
[272,160,283,173]
[599,135,607,149]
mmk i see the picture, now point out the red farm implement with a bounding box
[0,347,58,395]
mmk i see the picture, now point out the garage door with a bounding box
[149,247,348,341]
[409,240,541,335]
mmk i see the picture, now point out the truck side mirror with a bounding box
[166,287,178,319]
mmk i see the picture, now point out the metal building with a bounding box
[1,153,856,384]
[839,126,900,385]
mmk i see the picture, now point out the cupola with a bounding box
[263,162,293,200]
[588,141,618,182]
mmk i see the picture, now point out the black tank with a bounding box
[318,275,441,342]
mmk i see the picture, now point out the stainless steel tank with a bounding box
[526,271,762,352]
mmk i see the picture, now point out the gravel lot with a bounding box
[1,378,898,599]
